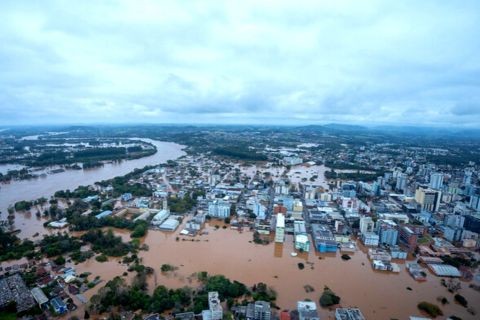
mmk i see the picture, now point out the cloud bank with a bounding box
[1,0,479,126]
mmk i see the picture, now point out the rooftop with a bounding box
[428,264,461,277]
[335,308,366,320]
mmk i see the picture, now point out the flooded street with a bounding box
[0,139,185,238]
[237,164,330,189]
[74,223,479,319]
[0,141,477,319]
[286,164,329,189]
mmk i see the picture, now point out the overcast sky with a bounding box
[1,1,479,126]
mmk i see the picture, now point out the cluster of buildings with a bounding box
[231,298,365,320]
[24,136,477,319]
[0,261,93,316]
[0,274,36,313]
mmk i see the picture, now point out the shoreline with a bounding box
[0,139,186,239]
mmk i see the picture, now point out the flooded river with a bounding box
[72,223,478,320]
[0,139,185,238]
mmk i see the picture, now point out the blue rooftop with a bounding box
[95,210,113,219]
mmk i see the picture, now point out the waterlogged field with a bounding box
[69,222,479,320]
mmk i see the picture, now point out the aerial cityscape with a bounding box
[1,1,480,320]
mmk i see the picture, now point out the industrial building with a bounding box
[31,287,49,308]
[311,224,337,253]
[95,210,113,219]
[427,264,461,277]
[158,217,180,231]
[151,209,170,226]
[335,308,366,320]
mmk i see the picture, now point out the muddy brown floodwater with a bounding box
[0,139,185,239]
[73,223,479,320]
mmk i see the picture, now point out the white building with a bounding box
[297,301,319,320]
[378,213,410,224]
[275,214,285,243]
[362,232,379,246]
[295,234,310,252]
[305,187,317,200]
[429,172,444,190]
[208,292,223,320]
[283,156,303,166]
[293,199,303,212]
[274,182,289,195]
[396,173,407,192]
[151,209,170,226]
[159,218,180,231]
[359,217,375,234]
[320,193,332,202]
[208,200,231,219]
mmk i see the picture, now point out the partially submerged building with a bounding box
[311,224,337,253]
[297,301,319,320]
[335,308,366,320]
[202,291,223,320]
[275,214,285,243]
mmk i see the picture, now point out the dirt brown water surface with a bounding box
[0,140,185,238]
[74,223,479,319]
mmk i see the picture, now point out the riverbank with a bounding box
[0,139,186,239]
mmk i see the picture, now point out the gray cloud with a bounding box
[0,0,479,126]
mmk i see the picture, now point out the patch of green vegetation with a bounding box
[168,195,197,213]
[417,234,433,244]
[130,221,148,238]
[441,255,477,269]
[95,254,108,262]
[70,250,94,263]
[89,273,248,315]
[252,282,276,302]
[253,231,269,245]
[40,233,82,257]
[81,229,133,257]
[14,200,33,211]
[304,285,315,293]
[319,286,341,307]
[0,229,36,261]
[213,147,267,161]
[203,274,248,299]
[54,186,99,199]
[417,301,443,318]
[160,264,177,272]
[53,255,66,265]
[0,312,17,320]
